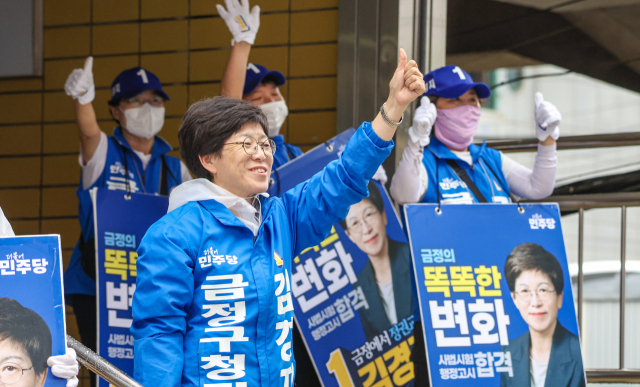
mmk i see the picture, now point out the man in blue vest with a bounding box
[217,0,303,170]
[63,57,191,386]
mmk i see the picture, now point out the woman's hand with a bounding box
[384,49,426,122]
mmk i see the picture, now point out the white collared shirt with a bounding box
[167,178,268,236]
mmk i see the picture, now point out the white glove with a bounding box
[534,92,560,141]
[408,96,437,147]
[372,165,388,185]
[217,0,260,45]
[47,347,80,387]
[64,57,95,105]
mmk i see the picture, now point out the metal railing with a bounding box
[66,335,144,387]
[527,193,640,384]
[484,132,640,153]
[505,131,640,384]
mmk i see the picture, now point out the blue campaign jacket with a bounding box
[272,134,303,170]
[412,137,511,322]
[421,137,511,204]
[131,122,393,387]
[63,128,184,296]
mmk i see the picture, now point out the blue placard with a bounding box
[269,131,416,386]
[404,204,585,387]
[0,235,66,387]
[92,188,168,387]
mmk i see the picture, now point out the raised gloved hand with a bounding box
[408,96,437,146]
[534,92,560,141]
[47,347,80,387]
[64,56,95,105]
[372,165,388,185]
[217,0,260,45]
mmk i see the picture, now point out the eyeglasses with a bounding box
[224,136,277,158]
[515,287,556,302]
[0,362,34,385]
[121,95,165,108]
[346,207,380,234]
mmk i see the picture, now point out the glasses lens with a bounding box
[151,96,165,107]
[0,363,23,384]
[347,221,362,234]
[242,137,258,155]
[262,140,276,157]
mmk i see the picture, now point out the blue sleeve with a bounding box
[131,213,197,387]
[282,122,394,255]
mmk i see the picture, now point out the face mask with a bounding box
[122,104,165,139]
[260,100,288,137]
[434,105,481,150]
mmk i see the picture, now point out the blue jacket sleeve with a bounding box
[282,122,393,255]
[131,211,198,387]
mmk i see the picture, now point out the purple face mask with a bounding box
[434,105,481,150]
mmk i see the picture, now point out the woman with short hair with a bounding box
[340,182,413,341]
[131,50,425,387]
[503,243,585,387]
[0,298,51,387]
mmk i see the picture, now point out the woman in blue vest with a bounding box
[62,58,191,386]
[389,65,562,385]
[131,49,425,387]
[216,0,303,170]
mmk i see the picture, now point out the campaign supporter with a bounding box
[131,49,425,387]
[339,182,412,341]
[62,58,191,385]
[0,221,81,387]
[217,0,302,170]
[503,243,585,387]
[389,65,561,385]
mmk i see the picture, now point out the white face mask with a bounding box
[122,104,165,139]
[259,100,289,137]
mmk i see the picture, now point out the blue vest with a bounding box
[421,137,511,204]
[64,128,185,296]
[411,137,512,322]
[272,134,303,170]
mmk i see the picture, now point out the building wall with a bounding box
[0,1,339,384]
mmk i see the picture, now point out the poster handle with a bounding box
[66,335,144,387]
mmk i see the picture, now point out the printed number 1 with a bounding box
[326,349,354,387]
[137,69,149,84]
[247,63,260,74]
[452,66,466,80]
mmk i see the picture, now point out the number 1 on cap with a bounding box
[247,63,260,74]
[452,66,466,80]
[137,69,149,84]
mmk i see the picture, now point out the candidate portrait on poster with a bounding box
[502,243,585,387]
[0,298,52,387]
[341,181,413,341]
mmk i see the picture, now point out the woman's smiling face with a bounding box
[344,198,388,256]
[512,269,563,335]
[200,122,273,198]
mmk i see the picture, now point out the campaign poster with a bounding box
[272,133,416,386]
[92,188,169,387]
[404,204,585,387]
[0,235,67,387]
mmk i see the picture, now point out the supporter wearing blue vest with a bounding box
[62,58,191,385]
[217,0,303,170]
[390,65,562,385]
